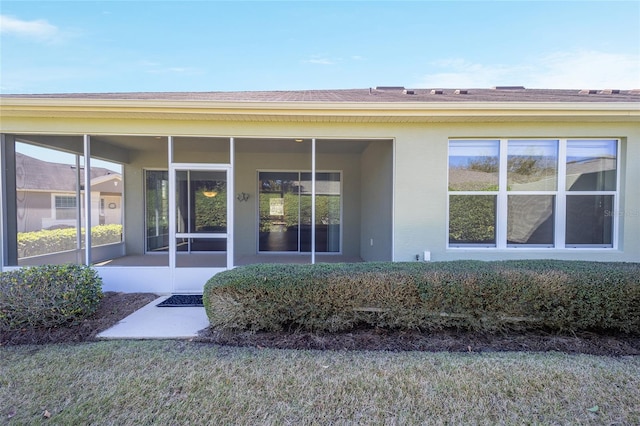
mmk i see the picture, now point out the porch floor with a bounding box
[95,253,363,267]
[97,295,209,340]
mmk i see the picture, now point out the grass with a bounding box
[1,341,639,425]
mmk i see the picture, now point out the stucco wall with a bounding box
[124,147,168,255]
[233,149,362,259]
[392,121,640,263]
[4,116,639,263]
[360,140,393,261]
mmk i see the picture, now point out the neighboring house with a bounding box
[15,152,122,232]
[1,86,638,293]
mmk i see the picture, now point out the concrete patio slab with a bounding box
[97,296,209,340]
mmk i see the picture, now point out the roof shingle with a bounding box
[2,87,639,103]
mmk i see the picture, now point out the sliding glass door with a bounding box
[258,171,341,253]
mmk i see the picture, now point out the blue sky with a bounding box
[1,1,639,93]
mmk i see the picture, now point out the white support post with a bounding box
[0,134,5,271]
[496,139,508,249]
[75,155,82,262]
[311,138,316,264]
[168,136,176,274]
[227,137,235,269]
[83,135,92,265]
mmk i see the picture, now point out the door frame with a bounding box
[169,163,233,293]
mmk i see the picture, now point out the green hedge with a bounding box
[0,264,103,331]
[203,260,640,333]
[18,224,123,258]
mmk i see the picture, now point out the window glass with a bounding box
[259,172,300,252]
[566,140,617,191]
[508,140,558,191]
[507,195,554,246]
[301,172,341,252]
[259,171,341,252]
[55,196,77,220]
[448,140,499,191]
[449,195,496,245]
[565,195,613,246]
[146,170,169,252]
[448,139,617,249]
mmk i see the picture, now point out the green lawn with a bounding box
[2,341,639,425]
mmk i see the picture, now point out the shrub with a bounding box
[17,225,123,258]
[203,260,640,334]
[0,264,103,331]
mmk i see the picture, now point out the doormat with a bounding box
[157,294,203,307]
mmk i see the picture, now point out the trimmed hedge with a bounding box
[18,224,123,258]
[203,260,640,333]
[0,264,103,331]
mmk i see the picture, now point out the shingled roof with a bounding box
[3,87,639,103]
[15,152,120,192]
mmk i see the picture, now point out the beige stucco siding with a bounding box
[2,113,639,263]
[233,151,362,259]
[360,140,394,261]
[392,121,640,262]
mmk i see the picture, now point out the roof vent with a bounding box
[430,89,444,95]
[454,89,468,95]
[493,86,525,90]
[599,89,620,94]
[375,86,405,91]
[579,89,598,94]
[403,89,415,95]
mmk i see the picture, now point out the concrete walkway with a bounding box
[97,296,209,340]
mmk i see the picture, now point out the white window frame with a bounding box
[52,194,78,221]
[447,138,620,250]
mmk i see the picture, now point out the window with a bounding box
[145,170,169,252]
[448,139,618,249]
[55,195,77,220]
[258,171,341,253]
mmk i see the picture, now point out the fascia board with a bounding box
[1,98,639,120]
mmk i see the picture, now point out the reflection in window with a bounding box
[449,195,496,246]
[507,195,554,246]
[146,170,169,252]
[508,140,558,191]
[259,171,341,252]
[448,140,500,191]
[448,139,618,249]
[566,140,617,191]
[566,195,613,246]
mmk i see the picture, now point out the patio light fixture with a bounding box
[202,191,218,198]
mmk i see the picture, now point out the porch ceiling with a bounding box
[95,136,379,156]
